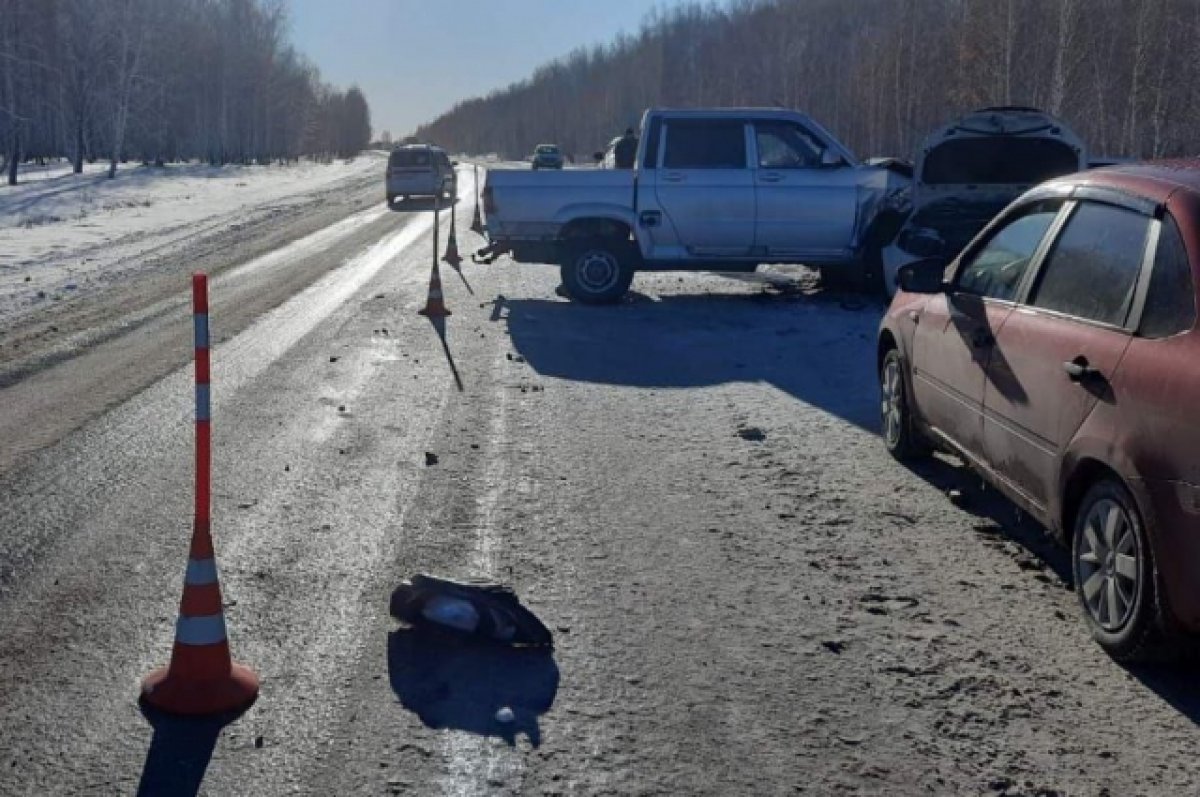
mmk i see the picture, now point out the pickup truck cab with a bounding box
[481,108,910,303]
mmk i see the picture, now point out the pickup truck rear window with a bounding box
[663,120,746,170]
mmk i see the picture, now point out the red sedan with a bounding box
[878,162,1200,660]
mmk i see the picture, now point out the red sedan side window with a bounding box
[955,201,1061,301]
[1029,202,1149,327]
[1139,215,1197,338]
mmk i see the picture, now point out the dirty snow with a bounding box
[0,153,383,328]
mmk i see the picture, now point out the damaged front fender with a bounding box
[851,165,913,256]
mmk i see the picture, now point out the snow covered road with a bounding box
[0,154,383,335]
[1,165,1200,796]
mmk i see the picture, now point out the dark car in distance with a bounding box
[530,144,565,170]
[878,162,1200,661]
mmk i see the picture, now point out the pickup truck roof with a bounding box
[640,107,859,165]
[648,107,823,118]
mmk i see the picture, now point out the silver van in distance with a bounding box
[386,144,457,205]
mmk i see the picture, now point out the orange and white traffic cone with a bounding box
[470,164,485,236]
[418,260,452,318]
[141,273,259,716]
[443,199,463,267]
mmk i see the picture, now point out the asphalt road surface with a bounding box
[2,167,1200,796]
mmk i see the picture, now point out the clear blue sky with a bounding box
[287,0,690,139]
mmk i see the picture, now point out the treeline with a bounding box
[416,0,1200,162]
[0,0,372,185]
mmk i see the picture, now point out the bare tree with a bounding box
[0,0,373,183]
[415,0,1200,163]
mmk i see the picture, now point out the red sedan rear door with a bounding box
[982,199,1149,513]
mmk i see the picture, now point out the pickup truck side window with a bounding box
[662,120,746,169]
[755,122,823,168]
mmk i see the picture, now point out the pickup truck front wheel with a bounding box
[560,240,636,304]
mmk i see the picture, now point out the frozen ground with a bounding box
[0,154,384,330]
[2,165,1200,796]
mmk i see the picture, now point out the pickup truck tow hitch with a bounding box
[472,242,506,264]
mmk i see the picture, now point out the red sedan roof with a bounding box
[1068,160,1200,204]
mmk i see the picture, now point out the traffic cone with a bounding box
[470,164,485,236]
[418,259,452,318]
[443,198,463,267]
[141,273,259,716]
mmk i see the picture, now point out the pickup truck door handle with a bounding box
[639,210,662,228]
[1063,356,1100,382]
[758,172,784,183]
[662,172,685,183]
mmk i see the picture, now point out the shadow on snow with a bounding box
[501,276,1200,723]
[501,283,885,435]
[388,627,558,747]
[135,700,250,797]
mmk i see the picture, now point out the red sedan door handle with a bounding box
[1063,356,1099,382]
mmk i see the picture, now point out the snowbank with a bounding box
[0,154,382,328]
[0,156,378,233]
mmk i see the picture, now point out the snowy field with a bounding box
[0,153,383,328]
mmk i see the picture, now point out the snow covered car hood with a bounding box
[883,107,1087,291]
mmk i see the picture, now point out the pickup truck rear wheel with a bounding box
[560,240,636,304]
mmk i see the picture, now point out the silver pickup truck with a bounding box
[479,108,911,303]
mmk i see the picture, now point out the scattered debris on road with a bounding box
[390,574,553,646]
[736,426,766,442]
